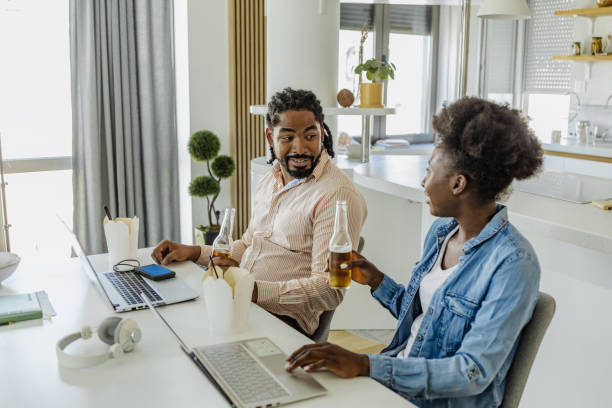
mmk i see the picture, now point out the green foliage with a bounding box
[188,130,221,161]
[189,175,219,198]
[211,155,235,179]
[354,58,396,83]
[196,224,221,233]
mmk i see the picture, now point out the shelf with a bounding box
[249,105,396,116]
[555,7,612,18]
[553,55,612,61]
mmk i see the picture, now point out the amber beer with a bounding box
[328,200,352,289]
[212,249,232,259]
[329,251,352,288]
[211,208,235,261]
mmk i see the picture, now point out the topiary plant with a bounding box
[188,130,235,232]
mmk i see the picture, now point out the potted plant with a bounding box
[188,130,235,245]
[354,58,396,108]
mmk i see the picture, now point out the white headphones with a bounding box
[56,316,142,368]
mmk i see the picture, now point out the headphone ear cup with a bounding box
[97,316,123,345]
[115,318,141,352]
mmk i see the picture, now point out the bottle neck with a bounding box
[219,209,235,237]
[333,203,349,234]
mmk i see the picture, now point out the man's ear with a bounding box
[265,128,273,147]
[320,121,326,144]
[450,174,468,196]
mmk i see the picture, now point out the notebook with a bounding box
[0,292,43,325]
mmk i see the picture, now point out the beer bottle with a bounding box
[328,200,352,289]
[212,208,235,259]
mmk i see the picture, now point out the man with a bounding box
[152,88,367,337]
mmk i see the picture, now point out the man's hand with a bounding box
[285,343,370,378]
[207,256,240,270]
[151,240,201,265]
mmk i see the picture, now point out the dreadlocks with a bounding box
[266,88,335,164]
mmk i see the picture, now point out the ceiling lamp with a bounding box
[477,0,531,20]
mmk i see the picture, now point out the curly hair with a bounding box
[265,87,335,164]
[432,97,543,202]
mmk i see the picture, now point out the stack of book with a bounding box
[0,292,43,325]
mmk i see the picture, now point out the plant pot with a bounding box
[194,228,219,246]
[204,231,219,245]
[359,82,384,108]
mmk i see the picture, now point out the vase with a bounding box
[359,82,383,108]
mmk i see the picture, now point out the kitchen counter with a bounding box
[543,141,612,160]
[351,155,612,255]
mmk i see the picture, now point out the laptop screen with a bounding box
[58,216,110,298]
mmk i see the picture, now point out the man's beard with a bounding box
[280,152,322,179]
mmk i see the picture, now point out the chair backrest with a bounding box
[312,309,335,343]
[358,236,365,253]
[312,237,365,344]
[501,291,556,408]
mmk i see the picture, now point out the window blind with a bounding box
[340,3,374,31]
[389,5,432,36]
[485,19,516,94]
[524,0,575,93]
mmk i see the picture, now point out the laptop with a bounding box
[140,293,327,408]
[61,218,199,312]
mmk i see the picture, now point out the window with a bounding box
[0,0,73,259]
[480,19,517,105]
[338,3,436,142]
[522,0,575,142]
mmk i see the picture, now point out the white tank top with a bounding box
[397,226,459,359]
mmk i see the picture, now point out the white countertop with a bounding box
[251,154,612,254]
[543,141,612,158]
[350,155,612,255]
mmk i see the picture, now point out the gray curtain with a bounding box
[70,0,179,255]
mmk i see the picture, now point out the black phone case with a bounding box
[136,267,175,281]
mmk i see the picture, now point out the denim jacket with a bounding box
[367,205,540,408]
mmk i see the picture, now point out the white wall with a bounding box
[175,0,231,243]
[266,0,339,135]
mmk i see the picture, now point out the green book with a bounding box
[0,292,43,325]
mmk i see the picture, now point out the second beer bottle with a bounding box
[328,200,352,289]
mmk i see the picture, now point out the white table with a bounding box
[0,248,411,407]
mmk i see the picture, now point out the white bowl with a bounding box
[0,252,20,283]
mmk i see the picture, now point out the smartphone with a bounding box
[136,264,176,281]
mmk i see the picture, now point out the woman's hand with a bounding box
[345,251,384,291]
[285,343,370,378]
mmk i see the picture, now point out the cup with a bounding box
[576,121,590,144]
[103,216,139,265]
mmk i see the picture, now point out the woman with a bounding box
[286,97,543,407]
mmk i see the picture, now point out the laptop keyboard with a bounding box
[105,271,162,305]
[199,343,289,404]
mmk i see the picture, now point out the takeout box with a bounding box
[202,266,254,333]
[103,216,139,265]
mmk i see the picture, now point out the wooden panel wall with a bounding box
[228,0,266,237]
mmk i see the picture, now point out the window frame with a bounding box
[340,3,439,143]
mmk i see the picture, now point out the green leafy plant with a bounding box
[188,130,235,232]
[354,58,396,82]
